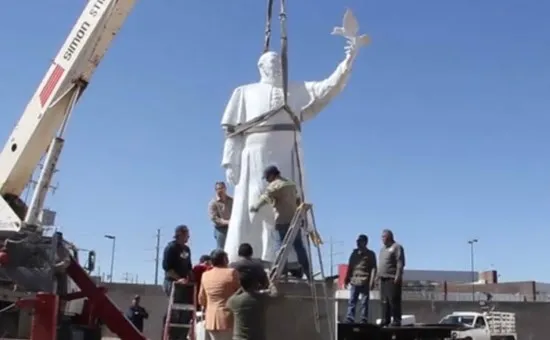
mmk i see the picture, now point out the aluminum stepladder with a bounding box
[268,202,334,339]
[163,282,197,340]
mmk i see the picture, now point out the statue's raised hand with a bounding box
[332,9,370,62]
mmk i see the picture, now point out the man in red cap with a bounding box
[193,255,212,308]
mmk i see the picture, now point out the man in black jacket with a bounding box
[344,234,377,323]
[125,295,148,332]
[162,225,194,339]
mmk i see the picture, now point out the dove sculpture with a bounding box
[331,9,370,47]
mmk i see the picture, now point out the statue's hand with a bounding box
[345,40,358,61]
[332,9,370,65]
[225,166,240,186]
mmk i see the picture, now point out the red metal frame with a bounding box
[17,292,59,340]
[64,257,146,340]
[12,256,146,340]
[64,286,106,329]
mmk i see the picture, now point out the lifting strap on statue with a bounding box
[262,0,306,202]
[261,5,331,337]
[263,0,274,54]
[226,0,301,153]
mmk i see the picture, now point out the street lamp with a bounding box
[104,235,116,283]
[468,239,478,301]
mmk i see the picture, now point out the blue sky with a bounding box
[0,0,549,284]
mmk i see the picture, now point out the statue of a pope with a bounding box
[220,10,369,264]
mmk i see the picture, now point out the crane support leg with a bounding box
[64,258,146,340]
[14,256,145,340]
[17,292,59,340]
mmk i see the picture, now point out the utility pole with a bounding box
[23,163,60,204]
[104,235,116,282]
[122,272,130,283]
[330,237,334,277]
[329,237,344,277]
[154,228,161,285]
[468,238,478,301]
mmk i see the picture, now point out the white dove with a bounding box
[331,9,370,47]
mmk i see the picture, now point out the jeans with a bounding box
[380,278,402,325]
[163,279,194,340]
[276,223,310,279]
[345,284,370,323]
[214,226,228,249]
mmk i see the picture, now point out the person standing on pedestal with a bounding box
[378,229,405,327]
[344,234,377,324]
[208,181,233,249]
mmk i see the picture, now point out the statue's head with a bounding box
[258,51,282,83]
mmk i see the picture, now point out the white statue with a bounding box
[221,9,370,264]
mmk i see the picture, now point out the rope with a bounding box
[262,0,324,253]
[279,0,289,105]
[262,3,329,336]
[263,0,306,202]
[263,1,319,254]
[278,0,305,199]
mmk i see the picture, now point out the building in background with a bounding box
[336,264,550,302]
[336,265,485,288]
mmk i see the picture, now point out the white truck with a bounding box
[440,311,517,340]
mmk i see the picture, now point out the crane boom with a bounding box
[0,1,148,339]
[0,0,136,232]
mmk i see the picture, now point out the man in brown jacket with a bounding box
[250,165,310,280]
[199,249,240,340]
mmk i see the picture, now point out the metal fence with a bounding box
[363,287,550,302]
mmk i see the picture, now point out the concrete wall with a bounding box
[100,281,550,340]
[266,282,335,340]
[102,281,336,340]
[102,282,167,339]
[8,281,550,340]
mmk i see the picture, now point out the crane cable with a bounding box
[262,0,305,203]
[263,0,323,247]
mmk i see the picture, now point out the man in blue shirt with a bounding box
[344,234,377,324]
[125,295,148,332]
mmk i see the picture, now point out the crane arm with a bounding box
[0,0,136,232]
